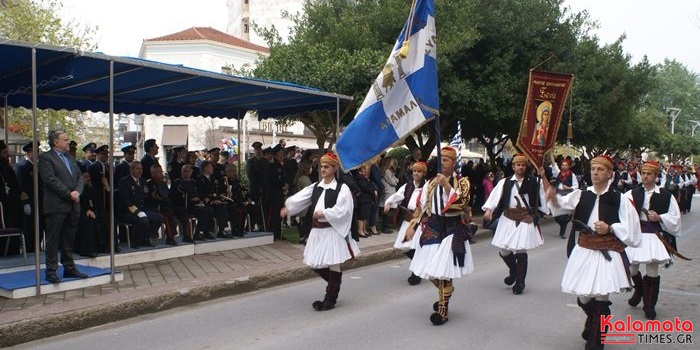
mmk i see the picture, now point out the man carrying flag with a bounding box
[336,0,438,171]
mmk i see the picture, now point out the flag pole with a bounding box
[434,114,442,174]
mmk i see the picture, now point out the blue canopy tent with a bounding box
[0,39,352,295]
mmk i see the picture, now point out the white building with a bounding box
[137,26,317,164]
[140,26,269,74]
[226,0,305,47]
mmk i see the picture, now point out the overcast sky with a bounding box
[59,0,700,73]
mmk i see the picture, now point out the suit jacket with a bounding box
[140,154,158,181]
[114,160,131,187]
[38,150,84,214]
[118,175,149,216]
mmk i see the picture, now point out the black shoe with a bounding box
[115,247,122,253]
[381,228,393,233]
[64,269,88,279]
[166,238,178,246]
[203,233,216,240]
[231,230,245,237]
[46,273,61,284]
[142,241,156,247]
[81,252,98,258]
[217,232,233,239]
[130,244,141,249]
[430,312,448,325]
[182,236,194,243]
[407,273,422,285]
[559,234,566,239]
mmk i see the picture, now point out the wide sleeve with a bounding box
[613,194,642,248]
[548,188,583,214]
[323,184,354,238]
[384,184,407,207]
[660,195,682,236]
[284,182,315,216]
[481,178,505,211]
[536,178,550,214]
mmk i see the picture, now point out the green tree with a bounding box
[562,36,656,156]
[0,0,97,142]
[253,0,409,150]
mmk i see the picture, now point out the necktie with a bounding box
[60,153,72,175]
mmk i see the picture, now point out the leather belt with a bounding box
[577,233,626,253]
[312,219,332,229]
[503,208,533,224]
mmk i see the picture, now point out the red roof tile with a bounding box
[146,27,269,53]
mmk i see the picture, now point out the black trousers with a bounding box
[122,210,163,244]
[174,205,214,236]
[44,211,79,273]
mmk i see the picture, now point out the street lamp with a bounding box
[690,120,700,163]
[667,107,681,134]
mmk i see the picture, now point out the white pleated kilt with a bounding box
[409,233,473,280]
[625,233,671,264]
[393,221,421,250]
[303,227,361,269]
[561,245,631,296]
[491,217,544,251]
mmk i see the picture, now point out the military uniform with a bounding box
[170,176,214,241]
[117,174,163,248]
[14,142,43,253]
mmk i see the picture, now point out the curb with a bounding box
[0,247,406,348]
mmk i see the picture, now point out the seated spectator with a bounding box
[224,163,254,237]
[117,161,163,249]
[198,161,233,239]
[146,164,179,245]
[170,165,214,242]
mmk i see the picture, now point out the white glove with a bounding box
[137,211,147,218]
[24,204,31,215]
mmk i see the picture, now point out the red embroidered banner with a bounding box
[516,70,573,168]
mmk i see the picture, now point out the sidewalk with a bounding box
[0,221,492,348]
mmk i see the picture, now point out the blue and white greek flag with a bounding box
[449,121,463,175]
[336,0,438,170]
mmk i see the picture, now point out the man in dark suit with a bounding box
[118,161,163,249]
[140,139,159,182]
[14,141,43,254]
[114,144,135,186]
[38,130,87,283]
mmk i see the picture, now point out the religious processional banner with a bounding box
[335,0,438,171]
[516,70,573,168]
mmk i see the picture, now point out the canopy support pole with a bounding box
[32,48,41,295]
[109,60,116,282]
[237,111,241,175]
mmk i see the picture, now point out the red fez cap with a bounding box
[441,147,457,160]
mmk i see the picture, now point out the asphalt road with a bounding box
[11,205,700,350]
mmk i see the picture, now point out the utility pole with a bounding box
[667,108,681,134]
[690,120,700,163]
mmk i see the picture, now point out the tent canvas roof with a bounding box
[0,40,351,119]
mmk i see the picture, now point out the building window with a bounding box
[243,23,249,33]
[244,0,249,4]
